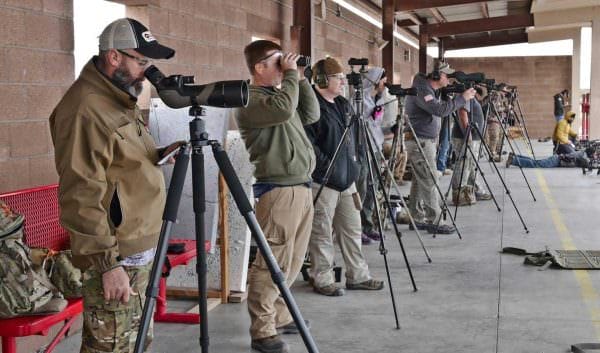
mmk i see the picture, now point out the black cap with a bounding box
[99,18,175,59]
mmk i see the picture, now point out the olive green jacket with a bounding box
[49,58,166,272]
[235,70,320,185]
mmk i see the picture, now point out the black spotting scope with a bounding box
[386,84,417,97]
[449,71,485,83]
[144,65,249,109]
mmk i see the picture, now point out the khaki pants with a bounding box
[309,183,371,288]
[382,142,407,181]
[468,141,486,193]
[81,263,152,353]
[247,185,313,339]
[406,138,440,224]
[451,137,475,191]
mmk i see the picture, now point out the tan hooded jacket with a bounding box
[49,58,166,272]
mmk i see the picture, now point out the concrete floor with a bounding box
[57,141,600,353]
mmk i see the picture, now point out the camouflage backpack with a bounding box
[31,248,82,299]
[0,200,67,318]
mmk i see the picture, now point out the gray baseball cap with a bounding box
[99,18,175,59]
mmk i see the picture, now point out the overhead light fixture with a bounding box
[368,36,389,50]
[330,0,420,49]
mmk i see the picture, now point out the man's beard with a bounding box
[113,64,144,97]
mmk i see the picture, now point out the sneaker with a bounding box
[361,233,373,245]
[436,170,443,178]
[365,231,381,241]
[313,283,345,296]
[409,221,430,230]
[443,168,453,175]
[493,155,502,163]
[251,335,289,353]
[346,279,384,290]
[475,192,492,201]
[427,223,456,234]
[506,152,514,168]
[277,320,310,335]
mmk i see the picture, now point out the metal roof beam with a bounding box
[396,0,502,12]
[424,14,533,37]
[441,31,528,50]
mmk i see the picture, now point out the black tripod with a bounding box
[509,89,537,159]
[134,106,318,353]
[487,95,537,202]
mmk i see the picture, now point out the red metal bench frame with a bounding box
[0,184,207,353]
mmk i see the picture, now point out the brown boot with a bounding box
[462,186,477,205]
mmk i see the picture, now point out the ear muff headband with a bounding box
[315,60,329,89]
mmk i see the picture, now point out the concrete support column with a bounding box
[590,18,600,138]
[571,29,582,134]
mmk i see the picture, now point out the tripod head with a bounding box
[346,58,369,118]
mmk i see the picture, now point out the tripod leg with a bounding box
[472,126,529,233]
[211,143,319,353]
[465,142,501,212]
[370,135,432,263]
[490,104,537,202]
[515,98,536,160]
[360,128,403,329]
[405,120,462,240]
[363,122,418,294]
[135,146,190,353]
[452,133,471,221]
[191,144,209,352]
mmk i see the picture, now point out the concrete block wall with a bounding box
[0,0,73,193]
[0,0,421,193]
[448,56,572,139]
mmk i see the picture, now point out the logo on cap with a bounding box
[142,31,156,43]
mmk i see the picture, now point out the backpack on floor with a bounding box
[0,200,66,318]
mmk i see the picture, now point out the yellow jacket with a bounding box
[50,58,166,272]
[553,119,577,145]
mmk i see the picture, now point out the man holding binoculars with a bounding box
[236,40,320,353]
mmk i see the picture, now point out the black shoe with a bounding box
[427,224,456,234]
[277,319,310,334]
[409,221,430,231]
[251,335,289,353]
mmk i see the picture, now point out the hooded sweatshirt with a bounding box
[49,58,166,272]
[360,67,386,148]
[404,73,466,139]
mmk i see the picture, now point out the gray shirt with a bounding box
[452,99,484,140]
[404,73,466,139]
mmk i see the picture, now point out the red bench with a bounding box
[0,184,207,353]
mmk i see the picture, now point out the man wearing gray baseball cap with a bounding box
[50,18,177,352]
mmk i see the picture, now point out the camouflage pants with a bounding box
[80,263,152,353]
[485,122,502,157]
